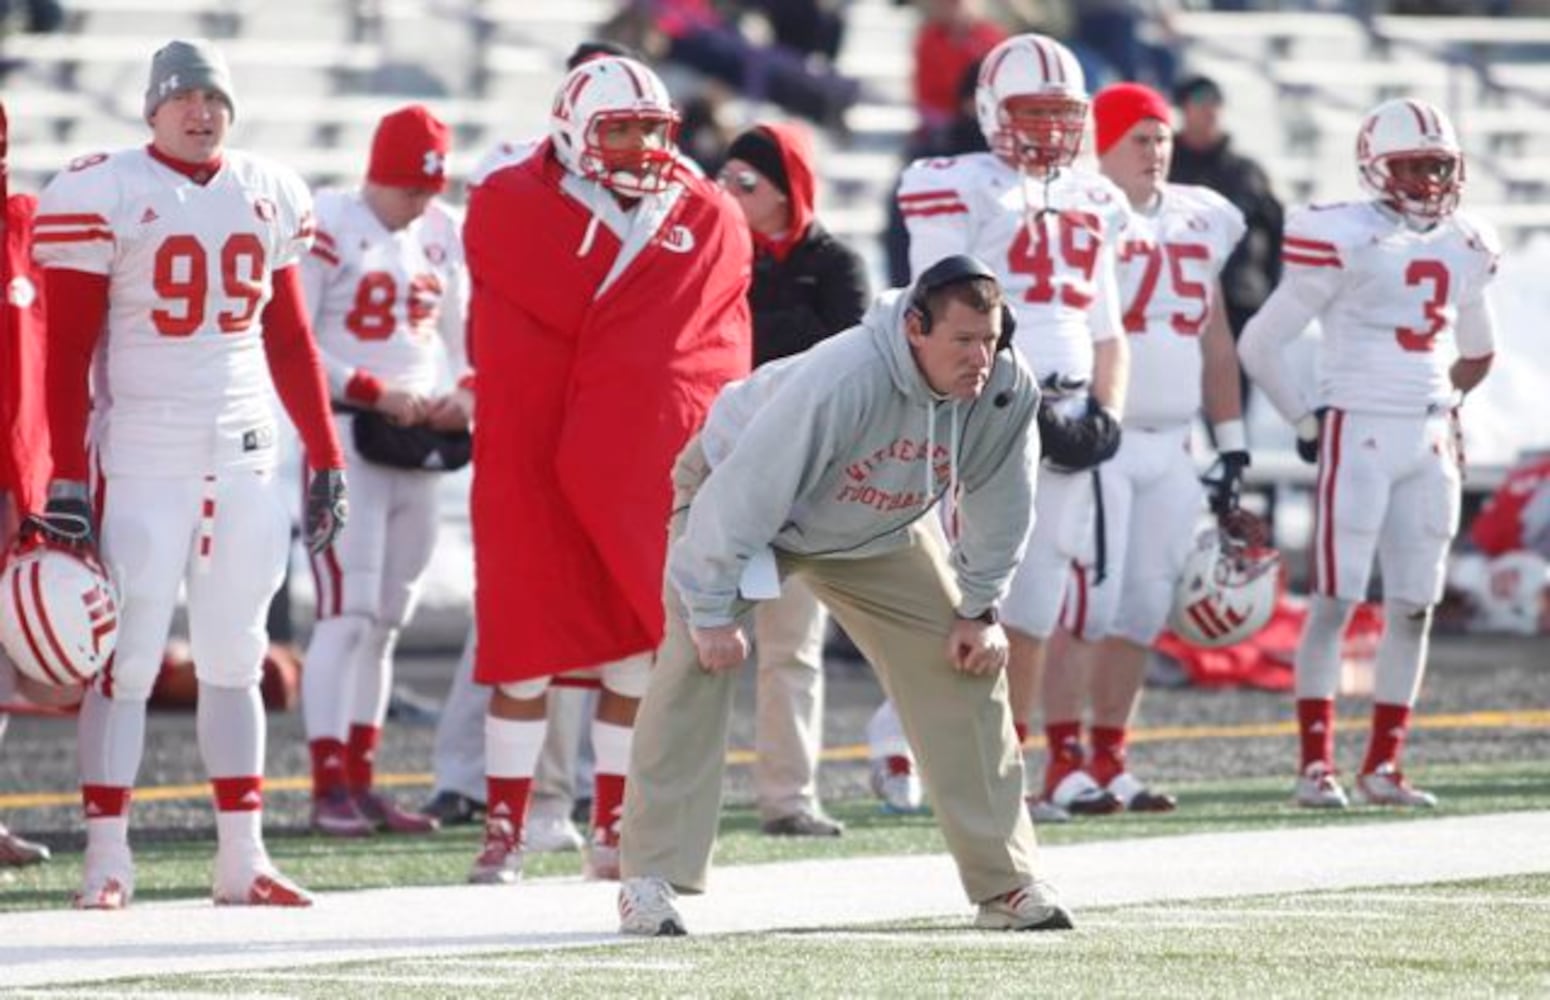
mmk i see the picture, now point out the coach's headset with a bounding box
[906,253,1017,354]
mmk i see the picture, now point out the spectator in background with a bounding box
[1073,1,1179,91]
[1169,74,1283,358]
[913,0,1007,142]
[719,123,869,836]
[0,0,64,33]
[746,0,847,63]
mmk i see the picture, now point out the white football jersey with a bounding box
[1284,201,1499,414]
[898,153,1130,383]
[468,137,540,188]
[33,147,314,476]
[1118,183,1246,427]
[302,189,469,399]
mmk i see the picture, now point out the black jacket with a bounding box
[1169,135,1285,336]
[750,219,870,367]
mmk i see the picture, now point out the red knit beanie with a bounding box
[1093,83,1172,156]
[368,105,450,191]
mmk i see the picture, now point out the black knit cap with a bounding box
[726,127,789,196]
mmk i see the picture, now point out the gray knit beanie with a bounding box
[144,39,236,121]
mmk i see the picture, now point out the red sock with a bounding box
[1297,698,1336,772]
[1361,702,1412,774]
[486,776,532,843]
[82,784,132,819]
[1089,725,1127,787]
[885,754,913,776]
[1042,720,1083,798]
[1013,721,1029,746]
[308,738,348,799]
[347,724,380,794]
[591,773,626,847]
[212,776,263,812]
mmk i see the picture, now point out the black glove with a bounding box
[1295,408,1328,465]
[1037,396,1122,473]
[305,469,348,555]
[1203,450,1251,518]
[21,480,97,550]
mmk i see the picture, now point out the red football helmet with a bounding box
[549,56,681,198]
[1356,98,1464,227]
[975,34,1088,171]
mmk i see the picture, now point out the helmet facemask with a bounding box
[1363,151,1463,227]
[581,109,680,198]
[994,94,1087,172]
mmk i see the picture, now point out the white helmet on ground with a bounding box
[1356,98,1464,227]
[548,56,680,198]
[1169,528,1281,648]
[0,545,119,687]
[975,33,1088,171]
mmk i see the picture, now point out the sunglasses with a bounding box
[720,168,760,194]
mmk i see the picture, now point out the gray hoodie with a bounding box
[671,289,1041,628]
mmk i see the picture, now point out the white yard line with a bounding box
[4,811,1548,989]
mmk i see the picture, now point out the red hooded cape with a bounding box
[2,190,52,524]
[749,122,816,264]
[465,147,752,681]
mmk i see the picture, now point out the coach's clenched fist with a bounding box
[690,623,750,673]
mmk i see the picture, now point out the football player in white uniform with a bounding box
[1240,98,1497,809]
[30,39,346,908]
[896,33,1130,818]
[1039,83,1249,816]
[299,106,470,838]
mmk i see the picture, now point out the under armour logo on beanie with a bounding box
[144,39,237,122]
[368,105,452,192]
[1092,82,1173,157]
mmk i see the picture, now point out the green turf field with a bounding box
[18,873,1549,998]
[4,758,1547,912]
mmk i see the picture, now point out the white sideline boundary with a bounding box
[4,811,1548,988]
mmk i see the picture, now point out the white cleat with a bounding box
[524,807,585,854]
[468,817,524,885]
[1293,762,1350,809]
[584,839,621,882]
[1356,764,1438,808]
[213,851,314,907]
[0,823,51,867]
[974,878,1074,931]
[618,876,687,936]
[75,843,134,910]
[870,759,926,814]
[1049,770,1123,816]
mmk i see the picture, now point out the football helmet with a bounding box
[1169,527,1280,648]
[975,33,1088,171]
[0,543,119,687]
[1356,98,1464,227]
[549,56,680,198]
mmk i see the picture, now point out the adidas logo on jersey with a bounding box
[659,225,695,254]
[140,207,159,224]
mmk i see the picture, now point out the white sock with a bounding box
[352,623,398,729]
[1374,600,1432,706]
[216,809,264,853]
[197,683,264,777]
[591,719,632,777]
[301,615,368,741]
[486,716,547,779]
[78,688,147,787]
[1294,596,1353,700]
[85,816,129,851]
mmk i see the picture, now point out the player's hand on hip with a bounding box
[690,623,748,673]
[424,388,473,433]
[21,480,99,552]
[1295,409,1326,465]
[378,388,428,427]
[305,468,348,555]
[947,618,1009,676]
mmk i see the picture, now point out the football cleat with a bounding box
[525,804,585,853]
[760,810,844,837]
[74,843,134,910]
[584,840,621,882]
[310,788,373,838]
[1048,768,1123,816]
[1356,764,1438,808]
[1026,796,1072,824]
[619,876,686,936]
[1294,762,1350,809]
[420,790,486,827]
[1106,772,1178,813]
[212,854,313,907]
[870,758,926,814]
[355,791,440,834]
[974,879,1074,931]
[0,823,51,866]
[468,816,524,885]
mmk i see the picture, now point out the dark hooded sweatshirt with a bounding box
[746,122,871,368]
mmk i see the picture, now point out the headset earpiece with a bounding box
[909,253,1013,349]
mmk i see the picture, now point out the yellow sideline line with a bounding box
[2,709,1546,812]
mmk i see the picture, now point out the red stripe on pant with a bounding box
[1317,410,1344,596]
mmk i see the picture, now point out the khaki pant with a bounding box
[753,577,827,821]
[621,438,1041,903]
